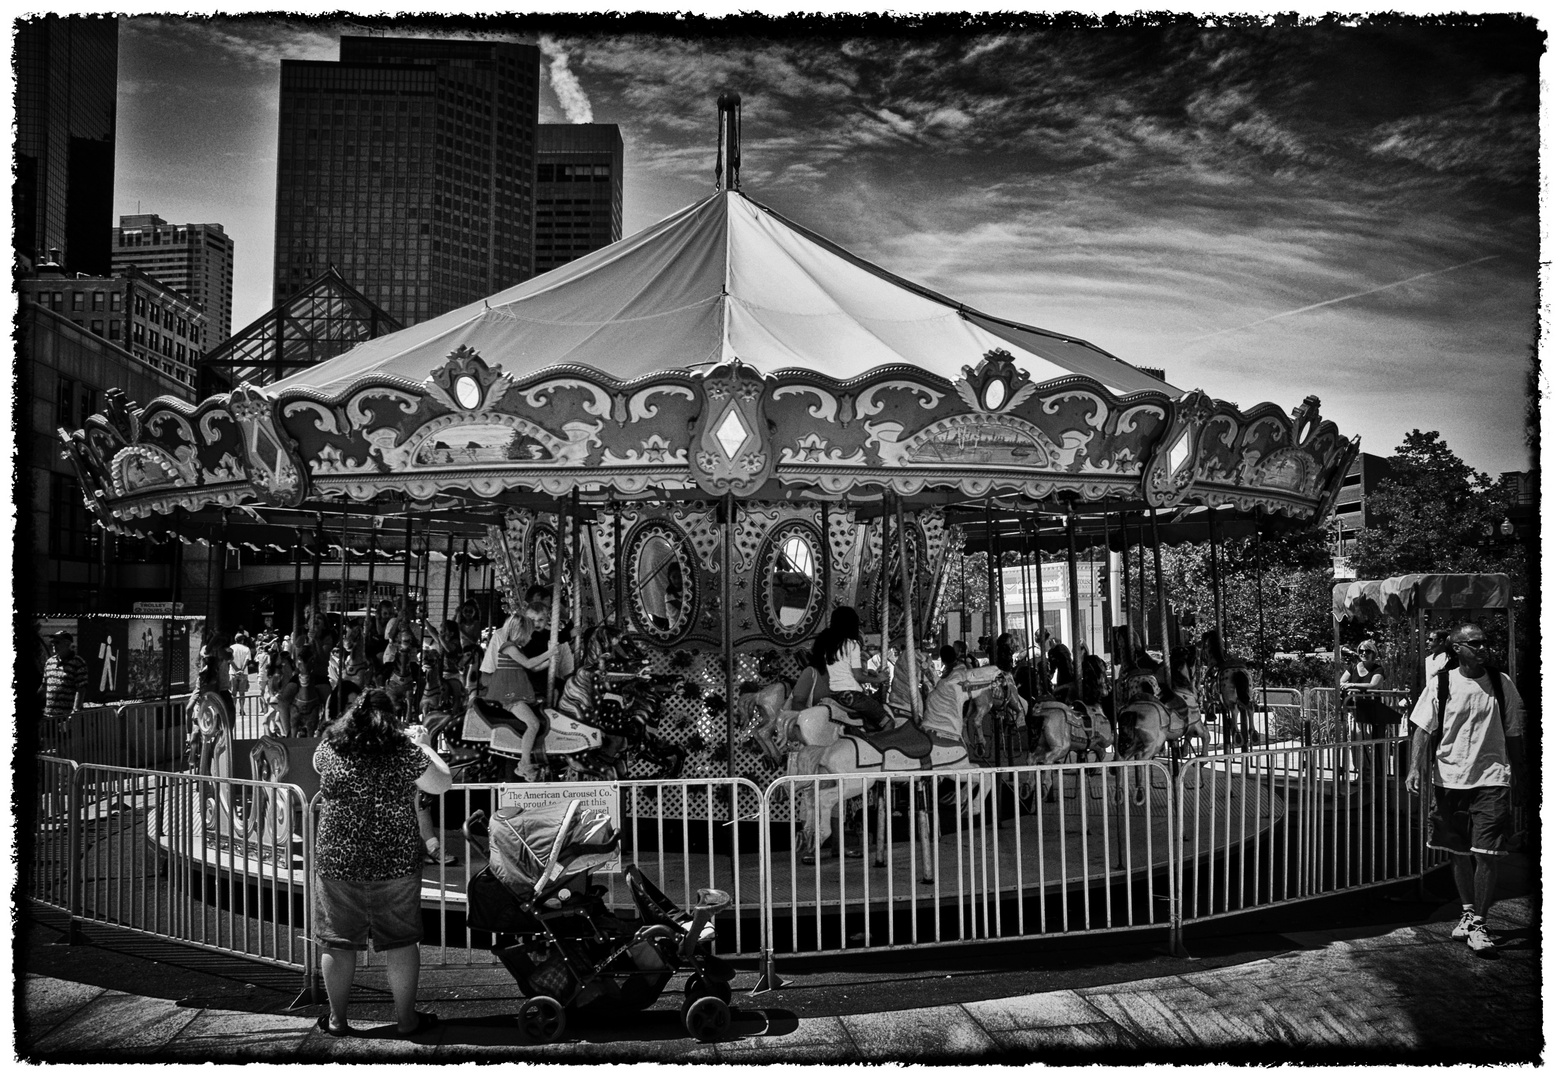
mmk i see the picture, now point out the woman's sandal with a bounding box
[395,1011,440,1038]
[316,1014,358,1038]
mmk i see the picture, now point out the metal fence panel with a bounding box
[759,761,1177,960]
[1175,736,1439,927]
[72,764,312,972]
[312,776,769,977]
[30,756,81,915]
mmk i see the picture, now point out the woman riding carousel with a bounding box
[811,607,890,732]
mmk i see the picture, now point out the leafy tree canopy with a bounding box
[1351,429,1509,579]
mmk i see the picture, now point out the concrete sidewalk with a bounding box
[18,895,1541,1064]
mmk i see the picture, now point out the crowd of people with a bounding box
[193,594,573,752]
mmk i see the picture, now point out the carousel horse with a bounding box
[1114,666,1210,805]
[794,667,1010,882]
[246,734,296,849]
[459,623,632,779]
[564,669,686,782]
[1023,684,1115,804]
[738,665,832,767]
[184,689,242,838]
[1201,630,1255,751]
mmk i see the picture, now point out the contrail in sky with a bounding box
[538,35,594,124]
[1178,254,1500,347]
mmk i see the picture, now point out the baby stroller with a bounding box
[464,799,738,1043]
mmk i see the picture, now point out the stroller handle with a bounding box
[462,809,491,860]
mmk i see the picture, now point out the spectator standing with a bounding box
[1423,628,1455,686]
[40,631,89,747]
[1405,623,1527,955]
[229,631,253,699]
[312,689,451,1037]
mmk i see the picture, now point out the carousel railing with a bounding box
[758,760,1179,962]
[26,745,1447,997]
[1173,736,1440,930]
[31,756,82,919]
[1301,686,1416,744]
[334,775,771,978]
[54,763,314,977]
[50,700,189,774]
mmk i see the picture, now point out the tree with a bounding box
[1350,429,1505,578]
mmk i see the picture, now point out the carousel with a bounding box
[59,97,1358,913]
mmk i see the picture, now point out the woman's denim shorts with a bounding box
[313,872,423,952]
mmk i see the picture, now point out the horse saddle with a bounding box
[462,698,533,757]
[1064,703,1105,754]
[844,725,966,771]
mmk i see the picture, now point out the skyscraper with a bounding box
[273,36,540,326]
[111,214,235,350]
[534,124,623,275]
[14,15,118,275]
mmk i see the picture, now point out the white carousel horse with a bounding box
[1115,660,1211,805]
[1200,630,1255,751]
[459,623,628,779]
[246,734,297,850]
[792,667,1011,881]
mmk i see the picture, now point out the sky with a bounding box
[107,8,1546,480]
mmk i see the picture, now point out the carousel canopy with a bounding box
[1332,573,1512,623]
[58,130,1358,539]
[268,190,1177,400]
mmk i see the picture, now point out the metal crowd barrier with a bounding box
[32,756,81,916]
[1301,687,1417,744]
[758,760,1178,964]
[52,700,190,772]
[67,764,313,976]
[1174,736,1437,930]
[27,742,1450,996]
[315,776,769,979]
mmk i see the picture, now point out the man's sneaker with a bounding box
[1452,910,1479,939]
[1464,919,1497,955]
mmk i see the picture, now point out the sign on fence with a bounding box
[497,782,622,872]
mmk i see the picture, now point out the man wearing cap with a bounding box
[39,631,89,748]
[1405,623,1527,956]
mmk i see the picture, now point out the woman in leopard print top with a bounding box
[311,689,451,1037]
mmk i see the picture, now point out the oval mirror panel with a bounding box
[754,521,825,643]
[982,379,1007,410]
[454,374,482,410]
[625,523,697,642]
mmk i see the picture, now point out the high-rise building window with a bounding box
[57,377,75,430]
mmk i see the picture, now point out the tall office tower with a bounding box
[274,36,540,326]
[534,124,623,274]
[14,14,118,274]
[112,215,236,351]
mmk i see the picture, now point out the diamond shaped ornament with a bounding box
[714,405,750,459]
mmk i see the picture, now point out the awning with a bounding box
[1332,573,1512,622]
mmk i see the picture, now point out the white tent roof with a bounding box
[269,190,1178,398]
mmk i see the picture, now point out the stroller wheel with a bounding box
[684,974,732,1005]
[683,995,731,1043]
[518,995,567,1044]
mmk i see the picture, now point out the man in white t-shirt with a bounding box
[1405,623,1526,956]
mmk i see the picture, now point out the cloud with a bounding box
[538,35,595,124]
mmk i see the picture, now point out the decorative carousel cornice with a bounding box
[58,344,1355,530]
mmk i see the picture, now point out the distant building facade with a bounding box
[19,264,207,391]
[1330,451,1390,557]
[14,14,118,275]
[111,214,236,349]
[273,36,540,326]
[534,124,623,274]
[20,299,195,614]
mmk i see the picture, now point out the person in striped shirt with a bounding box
[40,631,89,745]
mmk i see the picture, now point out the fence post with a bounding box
[61,764,87,945]
[1167,758,1191,959]
[752,781,783,993]
[290,791,326,1010]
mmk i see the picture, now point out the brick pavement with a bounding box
[17,895,1540,1064]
